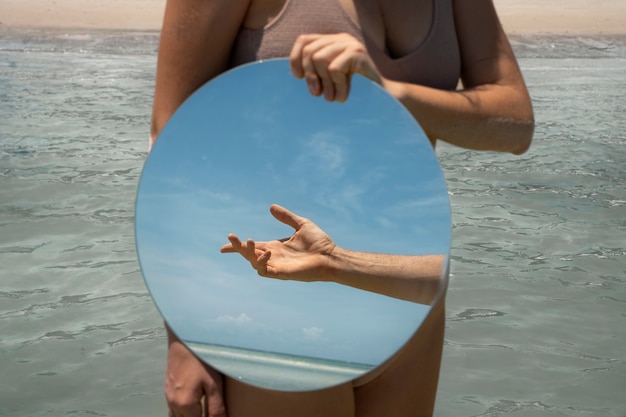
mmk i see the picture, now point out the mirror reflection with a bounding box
[135,59,451,391]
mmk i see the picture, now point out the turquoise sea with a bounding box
[1,29,624,416]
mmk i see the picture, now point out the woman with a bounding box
[150,0,534,416]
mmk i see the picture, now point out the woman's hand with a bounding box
[220,204,335,282]
[165,325,227,417]
[289,33,382,103]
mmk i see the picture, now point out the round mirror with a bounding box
[135,59,451,391]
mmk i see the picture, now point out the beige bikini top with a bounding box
[229,0,461,90]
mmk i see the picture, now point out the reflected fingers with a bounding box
[244,238,257,261]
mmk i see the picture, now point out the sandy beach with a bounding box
[0,0,625,35]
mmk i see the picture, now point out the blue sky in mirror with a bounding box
[135,59,450,366]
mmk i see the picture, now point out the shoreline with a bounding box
[1,0,625,36]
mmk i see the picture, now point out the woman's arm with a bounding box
[150,0,251,144]
[288,0,534,155]
[151,2,251,416]
[221,205,446,305]
[382,0,534,154]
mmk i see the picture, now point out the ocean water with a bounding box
[188,342,374,392]
[0,28,624,416]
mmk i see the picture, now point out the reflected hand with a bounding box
[165,325,227,417]
[289,33,382,102]
[220,204,336,282]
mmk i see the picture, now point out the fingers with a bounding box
[289,34,311,78]
[223,235,260,259]
[255,249,271,276]
[219,233,240,253]
[290,33,362,103]
[220,233,271,276]
[301,40,348,101]
[167,392,224,417]
[171,402,203,417]
[304,40,353,102]
[206,400,227,417]
[244,238,257,260]
[204,368,227,417]
[220,234,260,255]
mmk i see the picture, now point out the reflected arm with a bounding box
[221,205,446,305]
[327,248,445,304]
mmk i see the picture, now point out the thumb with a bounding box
[269,204,307,231]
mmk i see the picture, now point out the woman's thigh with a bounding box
[225,378,355,417]
[353,300,446,417]
[223,300,445,417]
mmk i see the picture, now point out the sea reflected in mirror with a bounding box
[135,59,451,391]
